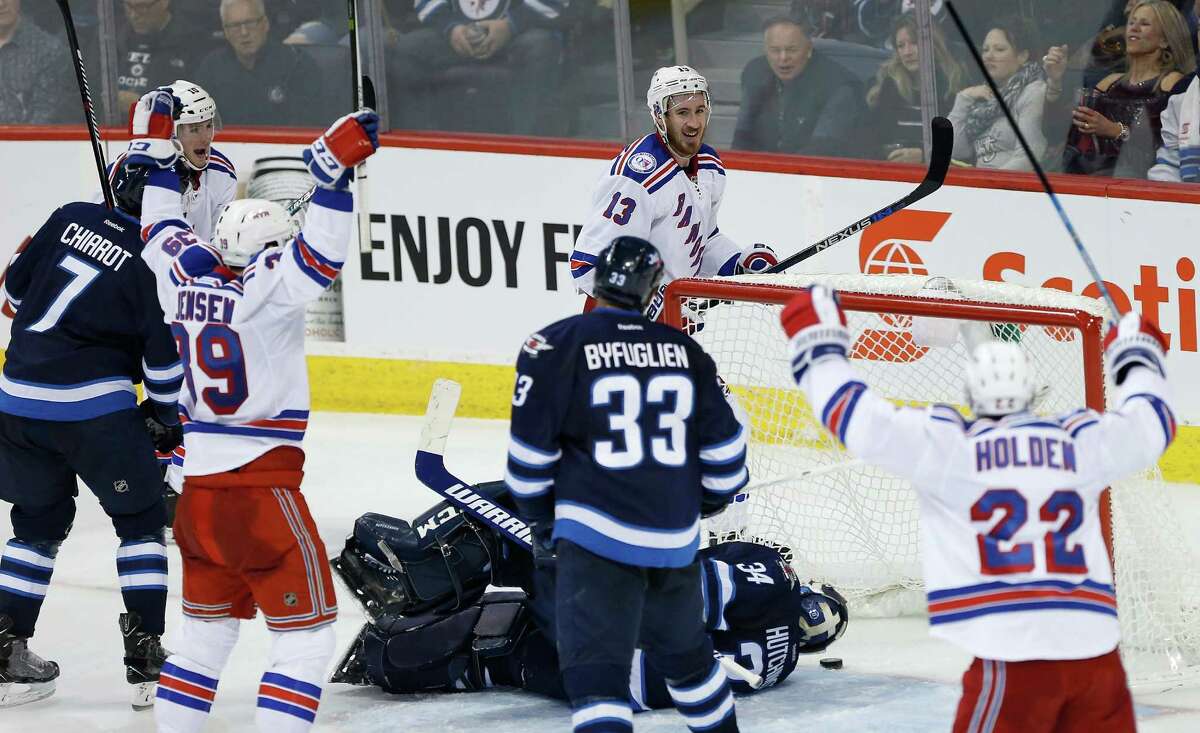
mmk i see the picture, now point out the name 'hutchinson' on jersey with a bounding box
[504,307,749,568]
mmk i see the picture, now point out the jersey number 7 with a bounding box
[972,488,1088,575]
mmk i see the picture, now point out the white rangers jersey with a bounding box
[139,167,347,477]
[795,356,1175,662]
[570,134,748,316]
[102,147,238,242]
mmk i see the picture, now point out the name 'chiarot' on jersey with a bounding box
[504,308,748,568]
[0,202,182,422]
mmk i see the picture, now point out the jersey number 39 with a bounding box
[171,322,249,414]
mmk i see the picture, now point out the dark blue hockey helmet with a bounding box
[593,236,665,311]
[795,583,849,653]
[111,161,152,219]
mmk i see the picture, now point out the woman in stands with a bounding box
[946,16,1048,170]
[1044,0,1194,177]
[864,13,966,164]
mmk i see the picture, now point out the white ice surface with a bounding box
[3,412,1199,731]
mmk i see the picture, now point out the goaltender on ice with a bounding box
[124,87,380,732]
[570,66,779,321]
[781,285,1176,732]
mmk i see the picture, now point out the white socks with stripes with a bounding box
[0,540,56,637]
[572,698,634,732]
[255,625,334,732]
[154,618,334,732]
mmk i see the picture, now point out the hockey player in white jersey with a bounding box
[570,66,778,321]
[780,286,1174,732]
[122,87,379,732]
[104,80,237,242]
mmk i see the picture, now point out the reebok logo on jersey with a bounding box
[103,219,126,232]
[522,332,554,358]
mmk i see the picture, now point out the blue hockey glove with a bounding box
[139,400,182,454]
[530,523,556,570]
[127,88,181,169]
[303,109,380,189]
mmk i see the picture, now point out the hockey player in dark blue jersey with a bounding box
[505,235,748,732]
[0,166,183,708]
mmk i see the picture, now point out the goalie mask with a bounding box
[964,341,1036,418]
[213,198,296,269]
[796,584,849,654]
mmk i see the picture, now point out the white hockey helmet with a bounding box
[213,198,296,269]
[964,341,1036,418]
[646,65,710,136]
[168,80,219,171]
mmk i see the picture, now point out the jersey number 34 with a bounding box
[972,488,1088,575]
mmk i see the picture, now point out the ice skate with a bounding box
[0,614,59,707]
[119,612,169,711]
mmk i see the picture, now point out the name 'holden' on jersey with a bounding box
[790,334,1175,663]
[570,134,744,319]
[505,308,749,569]
[138,167,348,477]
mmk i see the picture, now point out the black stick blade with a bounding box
[362,75,376,112]
[925,115,954,187]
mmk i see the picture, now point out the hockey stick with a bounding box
[56,0,113,209]
[414,379,766,687]
[766,116,953,274]
[415,379,534,550]
[944,2,1120,322]
[740,460,865,493]
[347,0,376,254]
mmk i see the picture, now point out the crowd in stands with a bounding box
[5,0,1200,183]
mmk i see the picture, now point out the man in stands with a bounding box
[114,0,209,112]
[386,0,566,135]
[195,0,323,126]
[0,0,72,124]
[732,15,864,156]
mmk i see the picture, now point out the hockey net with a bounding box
[668,273,1200,687]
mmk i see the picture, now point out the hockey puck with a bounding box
[819,657,843,670]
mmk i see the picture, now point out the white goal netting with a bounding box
[684,273,1200,687]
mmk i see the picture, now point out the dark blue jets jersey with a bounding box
[0,202,181,422]
[632,542,805,709]
[505,306,748,568]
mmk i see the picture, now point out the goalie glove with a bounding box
[736,242,778,274]
[780,285,851,383]
[303,109,381,190]
[1103,311,1168,385]
[127,88,181,169]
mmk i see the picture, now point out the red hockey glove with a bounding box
[1103,311,1168,385]
[780,285,850,382]
[736,243,778,274]
[304,110,380,189]
[127,88,180,169]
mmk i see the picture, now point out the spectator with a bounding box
[386,0,566,135]
[1148,70,1200,181]
[732,16,864,156]
[195,0,324,127]
[945,18,1047,170]
[0,0,73,124]
[864,14,966,163]
[1046,0,1194,177]
[114,0,209,113]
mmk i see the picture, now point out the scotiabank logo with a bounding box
[854,210,952,362]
